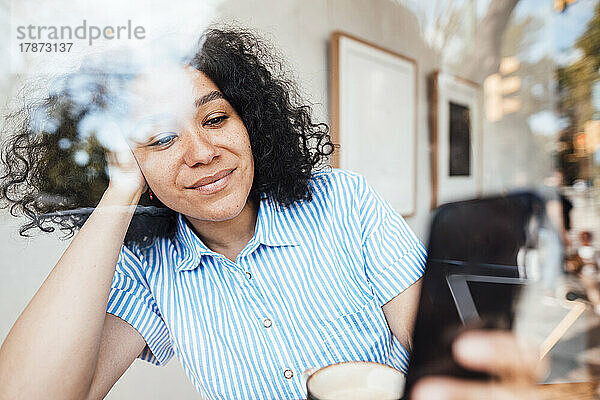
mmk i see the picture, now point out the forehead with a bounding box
[125,67,220,140]
[128,67,217,112]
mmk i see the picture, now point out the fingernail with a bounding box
[454,332,491,363]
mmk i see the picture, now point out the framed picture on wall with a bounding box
[429,71,482,208]
[330,32,417,217]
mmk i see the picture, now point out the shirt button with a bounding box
[262,318,272,328]
[283,369,293,379]
[245,271,252,280]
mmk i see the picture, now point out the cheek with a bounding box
[221,124,254,172]
[235,129,253,165]
[238,135,254,183]
[138,156,177,194]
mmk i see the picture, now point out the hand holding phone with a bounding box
[410,330,543,400]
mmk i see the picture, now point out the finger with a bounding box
[410,377,541,400]
[105,150,118,167]
[105,150,138,173]
[105,140,139,168]
[452,330,544,382]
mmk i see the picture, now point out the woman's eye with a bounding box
[149,133,177,147]
[204,115,228,126]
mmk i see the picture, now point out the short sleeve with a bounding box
[107,244,174,366]
[358,175,426,306]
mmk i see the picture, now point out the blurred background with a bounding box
[0,0,599,398]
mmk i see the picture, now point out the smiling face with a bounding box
[127,67,254,223]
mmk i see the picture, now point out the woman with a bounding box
[0,28,539,399]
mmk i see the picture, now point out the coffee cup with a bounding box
[303,361,405,400]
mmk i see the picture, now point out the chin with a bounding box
[185,195,249,222]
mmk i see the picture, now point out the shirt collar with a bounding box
[174,195,299,272]
[253,195,300,247]
[173,213,213,272]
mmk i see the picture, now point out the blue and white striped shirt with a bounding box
[107,169,426,400]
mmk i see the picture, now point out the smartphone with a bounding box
[403,192,546,397]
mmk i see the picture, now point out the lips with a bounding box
[186,168,236,194]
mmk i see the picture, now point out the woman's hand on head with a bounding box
[105,134,147,198]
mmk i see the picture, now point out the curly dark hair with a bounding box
[0,28,335,245]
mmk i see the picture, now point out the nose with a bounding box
[182,129,219,167]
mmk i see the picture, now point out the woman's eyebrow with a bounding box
[194,91,225,108]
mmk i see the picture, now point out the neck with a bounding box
[186,199,258,262]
